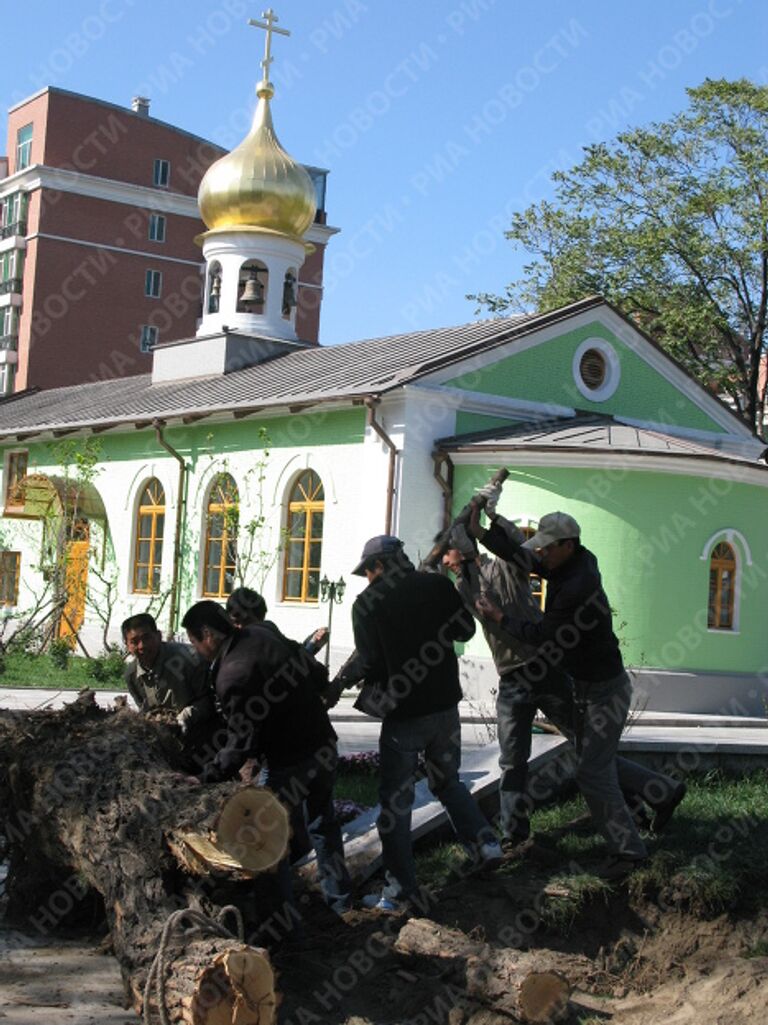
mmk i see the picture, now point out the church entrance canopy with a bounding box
[7,473,107,522]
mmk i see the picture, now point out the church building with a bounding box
[0,15,767,717]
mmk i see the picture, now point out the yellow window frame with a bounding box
[282,470,324,603]
[202,474,239,598]
[708,541,736,630]
[0,550,20,606]
[132,479,165,594]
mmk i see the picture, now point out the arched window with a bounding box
[133,479,165,593]
[202,473,239,598]
[519,525,545,610]
[282,470,324,603]
[207,261,222,313]
[282,269,297,318]
[708,541,736,630]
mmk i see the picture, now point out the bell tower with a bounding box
[195,8,316,342]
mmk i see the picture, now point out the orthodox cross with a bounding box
[248,8,290,83]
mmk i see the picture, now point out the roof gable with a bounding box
[435,306,750,439]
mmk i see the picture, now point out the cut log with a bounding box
[170,788,290,877]
[394,918,571,1024]
[0,692,287,1023]
[140,937,278,1025]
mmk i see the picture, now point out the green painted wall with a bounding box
[453,462,768,674]
[14,408,366,471]
[444,322,726,433]
[454,411,520,435]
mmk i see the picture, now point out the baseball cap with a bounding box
[352,535,404,576]
[522,512,581,550]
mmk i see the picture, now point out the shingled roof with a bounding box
[0,301,596,438]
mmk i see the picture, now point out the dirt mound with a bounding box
[607,956,768,1024]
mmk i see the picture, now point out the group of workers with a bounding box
[122,477,686,922]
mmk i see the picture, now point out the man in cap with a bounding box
[472,493,685,880]
[350,534,503,911]
[442,523,576,850]
[444,523,682,853]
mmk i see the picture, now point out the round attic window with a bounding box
[572,338,621,401]
[579,348,607,390]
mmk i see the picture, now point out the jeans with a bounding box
[573,672,647,859]
[265,748,352,914]
[496,663,573,840]
[498,663,681,853]
[377,705,496,901]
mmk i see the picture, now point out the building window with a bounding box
[0,365,14,397]
[153,158,170,187]
[145,269,162,298]
[202,473,239,598]
[572,338,621,402]
[1,192,27,235]
[5,451,28,510]
[282,470,324,603]
[140,325,159,352]
[708,541,736,630]
[0,551,20,606]
[16,125,32,171]
[519,525,546,609]
[133,479,165,593]
[148,213,166,242]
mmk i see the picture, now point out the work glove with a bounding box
[449,523,477,559]
[176,705,195,735]
[475,481,502,518]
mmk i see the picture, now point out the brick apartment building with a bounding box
[0,87,333,394]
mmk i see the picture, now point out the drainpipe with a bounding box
[364,397,398,534]
[153,420,187,638]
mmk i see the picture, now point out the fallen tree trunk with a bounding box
[0,692,289,1024]
[394,918,571,1024]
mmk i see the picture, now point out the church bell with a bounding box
[240,268,264,306]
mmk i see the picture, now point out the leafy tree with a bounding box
[470,79,768,434]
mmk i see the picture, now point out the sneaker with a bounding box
[597,854,648,882]
[361,893,407,912]
[651,783,687,835]
[482,839,504,868]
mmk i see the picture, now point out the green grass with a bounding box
[412,772,768,919]
[0,650,125,689]
[334,773,379,808]
[414,841,467,889]
[626,771,768,914]
[538,873,612,930]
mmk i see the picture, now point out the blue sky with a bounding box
[3,1,766,346]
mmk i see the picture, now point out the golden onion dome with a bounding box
[198,81,316,237]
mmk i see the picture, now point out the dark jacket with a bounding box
[199,625,336,783]
[124,641,213,724]
[351,565,476,720]
[481,522,624,684]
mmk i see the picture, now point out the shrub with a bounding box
[87,650,125,683]
[49,638,71,671]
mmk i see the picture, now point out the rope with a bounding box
[142,905,245,1025]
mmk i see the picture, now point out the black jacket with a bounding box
[352,565,475,720]
[199,625,336,783]
[481,523,624,684]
